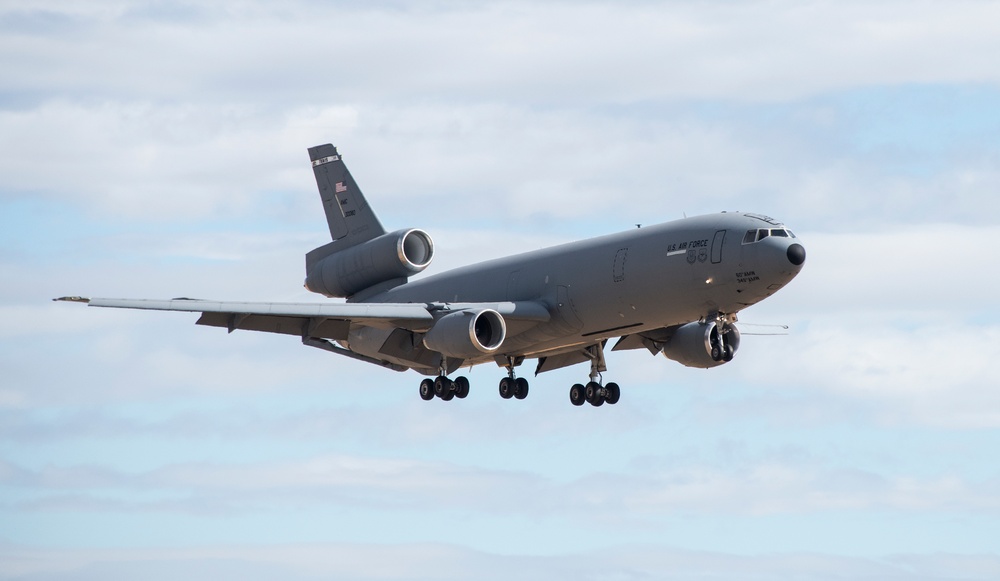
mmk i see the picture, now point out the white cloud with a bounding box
[6,1,1000,104]
[746,318,1000,429]
[3,542,998,581]
[6,450,997,518]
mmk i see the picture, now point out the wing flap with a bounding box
[195,312,351,340]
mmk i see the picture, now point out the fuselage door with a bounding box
[711,230,726,264]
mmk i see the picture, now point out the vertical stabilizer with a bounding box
[308,144,386,247]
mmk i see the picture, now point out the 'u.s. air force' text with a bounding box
[666,239,709,253]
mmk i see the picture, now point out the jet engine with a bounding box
[423,309,506,360]
[661,320,741,369]
[305,228,434,298]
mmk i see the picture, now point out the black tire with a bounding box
[585,381,601,404]
[569,384,586,406]
[499,377,514,399]
[722,344,734,362]
[605,382,621,405]
[454,376,470,399]
[514,377,529,400]
[440,389,455,401]
[435,376,453,398]
[711,345,723,361]
[419,378,435,401]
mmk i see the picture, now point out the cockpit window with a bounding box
[744,228,794,243]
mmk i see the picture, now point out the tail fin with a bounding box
[306,144,386,270]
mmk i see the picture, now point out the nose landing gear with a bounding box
[709,313,737,362]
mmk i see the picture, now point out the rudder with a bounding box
[308,144,385,246]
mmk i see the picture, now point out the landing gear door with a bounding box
[711,230,726,264]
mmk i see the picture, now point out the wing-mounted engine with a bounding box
[305,228,434,298]
[423,309,506,360]
[661,320,741,369]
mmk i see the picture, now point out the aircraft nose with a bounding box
[787,243,806,266]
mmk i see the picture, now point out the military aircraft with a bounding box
[57,143,806,407]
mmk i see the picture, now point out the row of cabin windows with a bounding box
[742,228,796,244]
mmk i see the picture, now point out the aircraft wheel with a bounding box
[722,344,734,362]
[499,377,515,399]
[435,376,453,398]
[711,345,723,362]
[514,377,529,400]
[454,376,470,399]
[605,382,621,405]
[419,378,435,401]
[585,381,604,406]
[569,383,586,406]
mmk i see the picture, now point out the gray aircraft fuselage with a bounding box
[350,212,804,372]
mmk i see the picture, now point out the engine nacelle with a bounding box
[662,320,741,369]
[423,309,506,360]
[305,228,434,298]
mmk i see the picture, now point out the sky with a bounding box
[2,0,1000,579]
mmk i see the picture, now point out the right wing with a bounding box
[53,296,550,341]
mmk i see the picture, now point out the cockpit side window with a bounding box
[756,229,770,241]
[742,230,757,244]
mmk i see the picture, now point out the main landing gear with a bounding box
[498,356,529,400]
[569,380,620,407]
[420,356,531,403]
[419,375,470,401]
[568,342,620,407]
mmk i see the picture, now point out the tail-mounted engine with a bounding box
[661,319,741,369]
[423,309,506,360]
[305,228,434,298]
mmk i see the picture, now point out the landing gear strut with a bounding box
[569,342,620,407]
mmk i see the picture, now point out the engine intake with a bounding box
[423,309,506,360]
[662,320,741,369]
[305,228,434,298]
